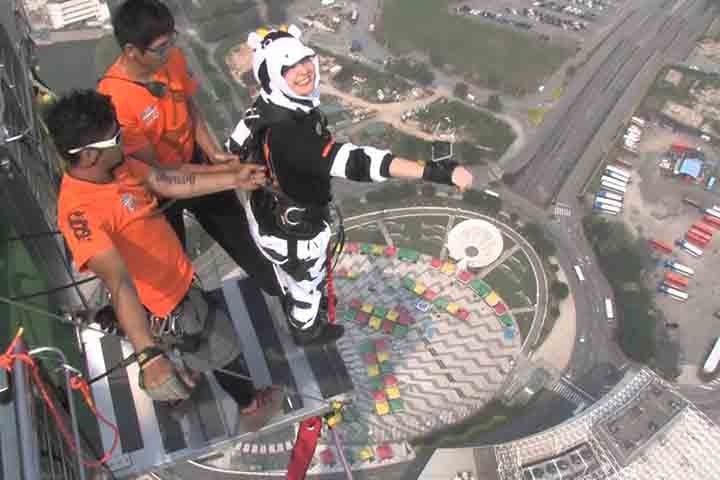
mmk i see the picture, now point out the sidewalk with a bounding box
[532,263,576,371]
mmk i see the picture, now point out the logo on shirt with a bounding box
[67,211,92,241]
[141,105,159,125]
[121,193,137,212]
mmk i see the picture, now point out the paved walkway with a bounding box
[532,263,576,371]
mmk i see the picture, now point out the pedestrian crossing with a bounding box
[551,380,592,406]
[553,205,572,217]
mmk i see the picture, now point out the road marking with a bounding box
[553,205,572,217]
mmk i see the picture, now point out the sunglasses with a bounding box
[67,130,121,155]
[144,31,178,57]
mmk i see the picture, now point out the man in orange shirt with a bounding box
[48,90,282,430]
[97,0,279,295]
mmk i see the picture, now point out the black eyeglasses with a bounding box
[144,31,178,57]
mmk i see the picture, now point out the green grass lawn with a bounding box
[514,311,534,342]
[416,100,516,159]
[484,264,533,309]
[507,252,537,300]
[378,0,574,95]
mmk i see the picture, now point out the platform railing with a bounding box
[1,338,114,480]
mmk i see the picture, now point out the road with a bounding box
[511,0,708,206]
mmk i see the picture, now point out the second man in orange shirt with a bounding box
[98,0,279,295]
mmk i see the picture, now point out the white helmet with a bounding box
[247,25,320,112]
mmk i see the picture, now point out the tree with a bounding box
[550,281,570,300]
[429,52,445,68]
[486,94,503,113]
[454,82,469,99]
[522,223,557,257]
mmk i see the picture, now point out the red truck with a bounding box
[665,271,689,288]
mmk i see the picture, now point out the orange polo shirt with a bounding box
[57,158,193,317]
[98,47,199,168]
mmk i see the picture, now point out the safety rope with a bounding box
[0,328,120,468]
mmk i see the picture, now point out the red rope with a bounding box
[326,254,336,325]
[0,329,120,468]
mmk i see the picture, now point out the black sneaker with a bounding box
[292,322,345,347]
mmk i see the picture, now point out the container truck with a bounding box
[595,196,623,208]
[665,271,689,288]
[601,175,627,188]
[705,208,720,220]
[665,260,694,277]
[678,239,703,257]
[689,228,711,242]
[703,214,720,229]
[686,232,709,247]
[659,283,689,302]
[597,190,623,202]
[593,202,621,214]
[693,223,714,236]
[605,171,631,183]
[631,116,646,127]
[605,165,631,179]
[601,180,627,194]
[649,239,672,254]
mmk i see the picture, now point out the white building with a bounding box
[46,0,109,30]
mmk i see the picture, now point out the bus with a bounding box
[483,189,500,198]
[604,298,614,320]
[693,223,714,236]
[606,165,631,180]
[665,260,694,277]
[597,190,623,202]
[595,196,623,209]
[574,265,585,282]
[593,203,621,215]
[659,283,689,302]
[665,271,689,288]
[678,239,703,257]
[704,337,720,374]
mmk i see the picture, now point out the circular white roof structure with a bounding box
[447,219,503,268]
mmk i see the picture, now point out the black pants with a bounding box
[214,355,255,409]
[162,190,281,296]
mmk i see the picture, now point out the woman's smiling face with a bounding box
[283,55,316,96]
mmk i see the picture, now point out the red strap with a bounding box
[287,416,323,480]
[321,138,336,158]
[1,329,120,468]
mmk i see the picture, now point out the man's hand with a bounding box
[140,354,196,401]
[211,151,240,164]
[451,166,473,192]
[233,164,268,191]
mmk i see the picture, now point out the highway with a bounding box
[511,0,708,206]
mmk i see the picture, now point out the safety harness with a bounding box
[234,100,346,287]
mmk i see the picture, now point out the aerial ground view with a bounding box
[4,0,720,479]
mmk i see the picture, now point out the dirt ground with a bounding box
[615,124,720,369]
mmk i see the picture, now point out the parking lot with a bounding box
[615,125,720,367]
[452,0,625,43]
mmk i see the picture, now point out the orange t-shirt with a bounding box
[57,158,193,317]
[97,47,199,168]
